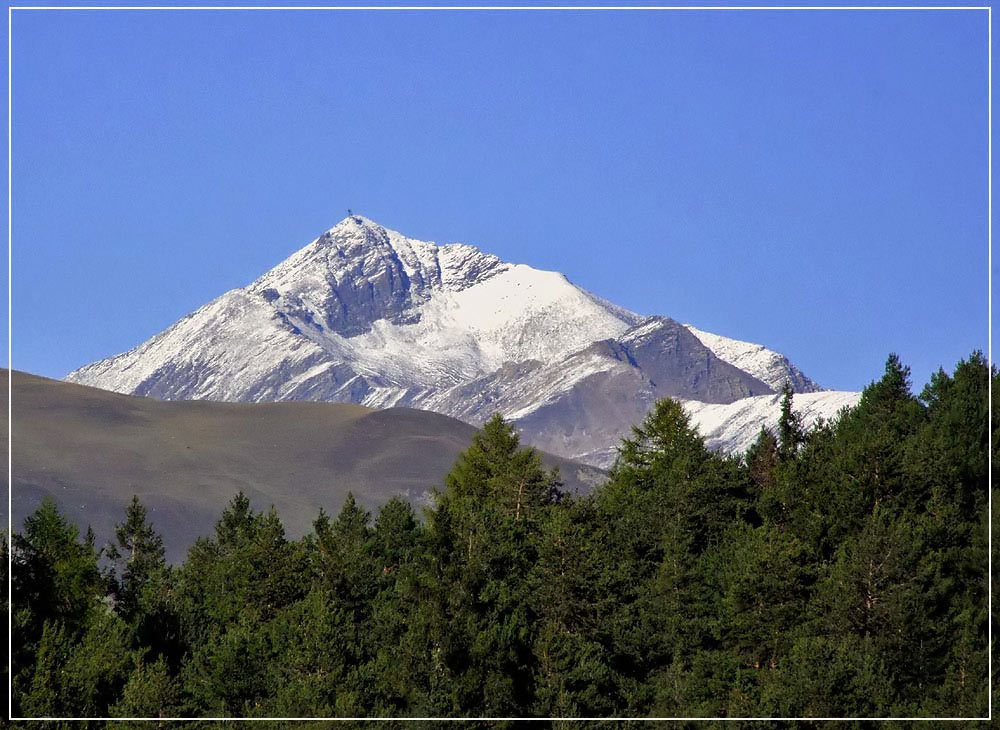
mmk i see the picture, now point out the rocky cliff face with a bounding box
[67,215,858,466]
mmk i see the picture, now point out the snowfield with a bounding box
[684,390,862,454]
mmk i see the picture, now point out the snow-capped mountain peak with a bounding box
[66,214,859,466]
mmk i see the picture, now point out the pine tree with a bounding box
[426,413,561,715]
[313,493,376,608]
[528,500,618,716]
[59,608,135,716]
[11,497,103,715]
[777,381,804,461]
[745,426,778,495]
[111,656,180,719]
[107,495,167,621]
[600,398,749,713]
[371,496,418,575]
[12,497,103,632]
[441,413,562,530]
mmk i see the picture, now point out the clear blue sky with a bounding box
[4,4,991,393]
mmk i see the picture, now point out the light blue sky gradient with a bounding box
[5,5,991,393]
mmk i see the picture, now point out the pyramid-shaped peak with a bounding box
[319,214,437,259]
[324,213,389,237]
[337,212,380,228]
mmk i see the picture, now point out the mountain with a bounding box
[3,370,604,561]
[67,215,860,466]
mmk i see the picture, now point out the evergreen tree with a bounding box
[111,656,180,719]
[427,413,561,715]
[528,500,617,716]
[58,608,135,716]
[106,495,167,621]
[174,493,308,714]
[745,426,778,496]
[598,398,748,713]
[11,498,104,715]
[371,496,418,574]
[777,381,804,461]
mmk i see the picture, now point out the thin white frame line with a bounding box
[4,6,996,11]
[988,3,993,724]
[6,4,12,723]
[8,716,996,722]
[4,3,993,724]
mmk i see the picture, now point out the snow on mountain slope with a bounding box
[69,216,639,404]
[67,214,853,467]
[65,288,336,401]
[684,325,822,393]
[684,390,861,453]
[418,326,850,468]
[565,390,861,469]
[418,317,774,427]
[248,215,640,373]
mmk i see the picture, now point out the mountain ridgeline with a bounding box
[7,352,992,718]
[66,215,853,466]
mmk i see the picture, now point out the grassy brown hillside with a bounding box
[1,370,604,560]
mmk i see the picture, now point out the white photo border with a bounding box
[5,2,993,723]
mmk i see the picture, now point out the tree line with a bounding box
[3,352,994,723]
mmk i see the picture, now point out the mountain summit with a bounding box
[67,216,857,466]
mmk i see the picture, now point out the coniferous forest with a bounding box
[3,352,994,722]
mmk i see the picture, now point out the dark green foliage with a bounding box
[106,495,166,621]
[111,656,180,718]
[424,414,563,715]
[0,531,8,717]
[10,496,105,716]
[9,353,991,719]
[777,381,804,461]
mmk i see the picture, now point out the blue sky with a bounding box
[4,4,991,393]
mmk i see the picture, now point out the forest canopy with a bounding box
[3,352,994,721]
